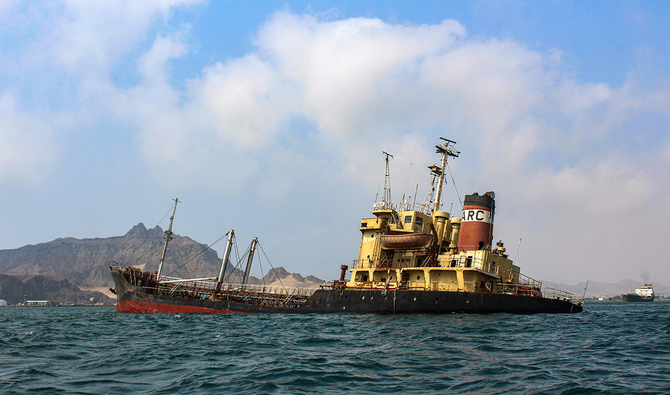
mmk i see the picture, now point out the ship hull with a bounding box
[621,293,654,302]
[111,268,582,314]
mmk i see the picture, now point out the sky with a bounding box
[1,0,669,285]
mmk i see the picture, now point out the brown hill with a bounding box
[0,223,221,288]
[0,274,114,305]
[260,267,325,288]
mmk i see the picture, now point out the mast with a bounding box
[216,230,235,292]
[156,198,179,282]
[433,138,459,214]
[381,151,394,210]
[242,237,258,286]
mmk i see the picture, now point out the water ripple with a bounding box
[1,302,670,394]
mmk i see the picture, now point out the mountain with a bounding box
[0,223,325,304]
[0,223,221,288]
[0,274,114,305]
[260,267,325,288]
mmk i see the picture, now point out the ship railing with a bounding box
[499,283,541,297]
[155,276,216,297]
[397,202,433,216]
[498,283,574,300]
[157,277,319,298]
[373,201,397,211]
[479,261,500,276]
[217,283,319,298]
[542,287,575,301]
[518,273,542,289]
[449,255,488,270]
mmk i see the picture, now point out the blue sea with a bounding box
[1,302,669,394]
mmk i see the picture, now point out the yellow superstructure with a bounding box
[347,138,536,296]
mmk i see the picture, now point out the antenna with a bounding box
[513,238,522,263]
[156,198,180,282]
[432,138,459,214]
[381,151,394,209]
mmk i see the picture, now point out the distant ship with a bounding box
[621,280,654,302]
[109,138,583,314]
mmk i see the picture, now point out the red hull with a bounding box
[116,299,252,315]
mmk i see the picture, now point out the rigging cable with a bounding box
[165,232,229,277]
[446,160,463,209]
[122,203,174,267]
[402,136,420,202]
[257,242,286,292]
[223,239,251,284]
[171,239,192,279]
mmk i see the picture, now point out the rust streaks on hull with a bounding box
[116,299,251,315]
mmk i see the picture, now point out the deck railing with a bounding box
[155,277,319,298]
[542,287,576,301]
[518,273,542,289]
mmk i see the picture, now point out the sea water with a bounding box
[0,302,668,394]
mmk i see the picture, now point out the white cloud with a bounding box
[257,14,466,140]
[138,34,187,85]
[121,12,670,211]
[52,0,202,74]
[526,154,655,215]
[194,55,289,149]
[0,92,58,186]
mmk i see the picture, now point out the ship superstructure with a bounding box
[347,138,565,302]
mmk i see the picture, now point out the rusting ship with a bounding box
[110,138,583,314]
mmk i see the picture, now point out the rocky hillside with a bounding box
[0,223,324,303]
[0,274,115,305]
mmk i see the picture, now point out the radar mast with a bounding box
[433,138,459,214]
[381,151,394,210]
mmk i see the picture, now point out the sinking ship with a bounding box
[110,138,583,314]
